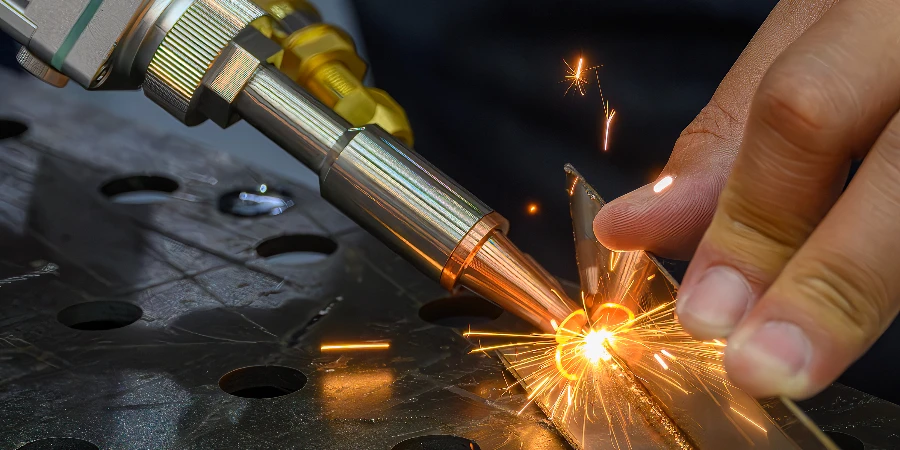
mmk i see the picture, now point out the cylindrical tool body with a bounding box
[320,126,492,280]
[238,65,493,280]
[237,66,346,172]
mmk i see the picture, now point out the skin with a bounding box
[593,0,900,399]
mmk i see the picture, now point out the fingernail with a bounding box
[733,321,812,379]
[677,266,752,336]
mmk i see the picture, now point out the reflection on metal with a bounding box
[495,165,837,450]
[319,369,395,419]
[0,262,58,286]
[218,184,294,217]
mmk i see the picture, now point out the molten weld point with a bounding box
[583,329,613,363]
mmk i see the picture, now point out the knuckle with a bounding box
[792,256,889,343]
[755,61,854,141]
[718,186,811,252]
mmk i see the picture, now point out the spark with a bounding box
[561,57,599,97]
[730,406,768,434]
[603,105,616,152]
[595,67,616,151]
[653,176,674,193]
[609,251,622,272]
[320,342,390,352]
[527,203,539,215]
[647,274,656,281]
[559,56,618,151]
[467,280,734,448]
[653,353,669,370]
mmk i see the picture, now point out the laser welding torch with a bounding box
[0,0,578,331]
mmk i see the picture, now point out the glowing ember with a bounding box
[653,176,674,193]
[562,57,595,96]
[603,106,616,152]
[320,342,390,352]
[527,203,539,215]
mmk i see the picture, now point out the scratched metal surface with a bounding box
[0,69,898,450]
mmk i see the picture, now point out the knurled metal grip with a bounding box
[143,0,265,125]
[16,46,69,88]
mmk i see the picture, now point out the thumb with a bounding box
[594,0,837,260]
[594,129,732,260]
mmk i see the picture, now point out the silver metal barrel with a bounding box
[236,65,493,280]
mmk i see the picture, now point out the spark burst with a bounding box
[463,166,780,449]
[466,298,730,449]
[561,57,599,97]
[560,56,617,151]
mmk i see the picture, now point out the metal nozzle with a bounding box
[441,213,577,332]
[457,231,579,333]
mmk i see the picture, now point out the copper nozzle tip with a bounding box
[446,216,578,332]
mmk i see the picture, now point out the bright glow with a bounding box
[320,342,390,352]
[562,56,598,96]
[653,176,674,193]
[609,251,621,272]
[654,353,669,370]
[594,302,637,329]
[603,104,616,151]
[527,203,539,215]
[583,329,613,363]
[731,406,768,434]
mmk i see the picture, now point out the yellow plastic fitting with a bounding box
[253,0,319,23]
[253,1,414,145]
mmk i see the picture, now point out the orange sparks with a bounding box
[561,56,617,151]
[596,68,616,152]
[603,107,616,152]
[320,342,390,352]
[731,406,768,434]
[653,353,669,370]
[653,176,674,193]
[562,56,598,97]
[527,203,539,215]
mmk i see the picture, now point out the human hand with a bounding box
[594,0,900,399]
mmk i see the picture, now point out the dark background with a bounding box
[3,0,899,404]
